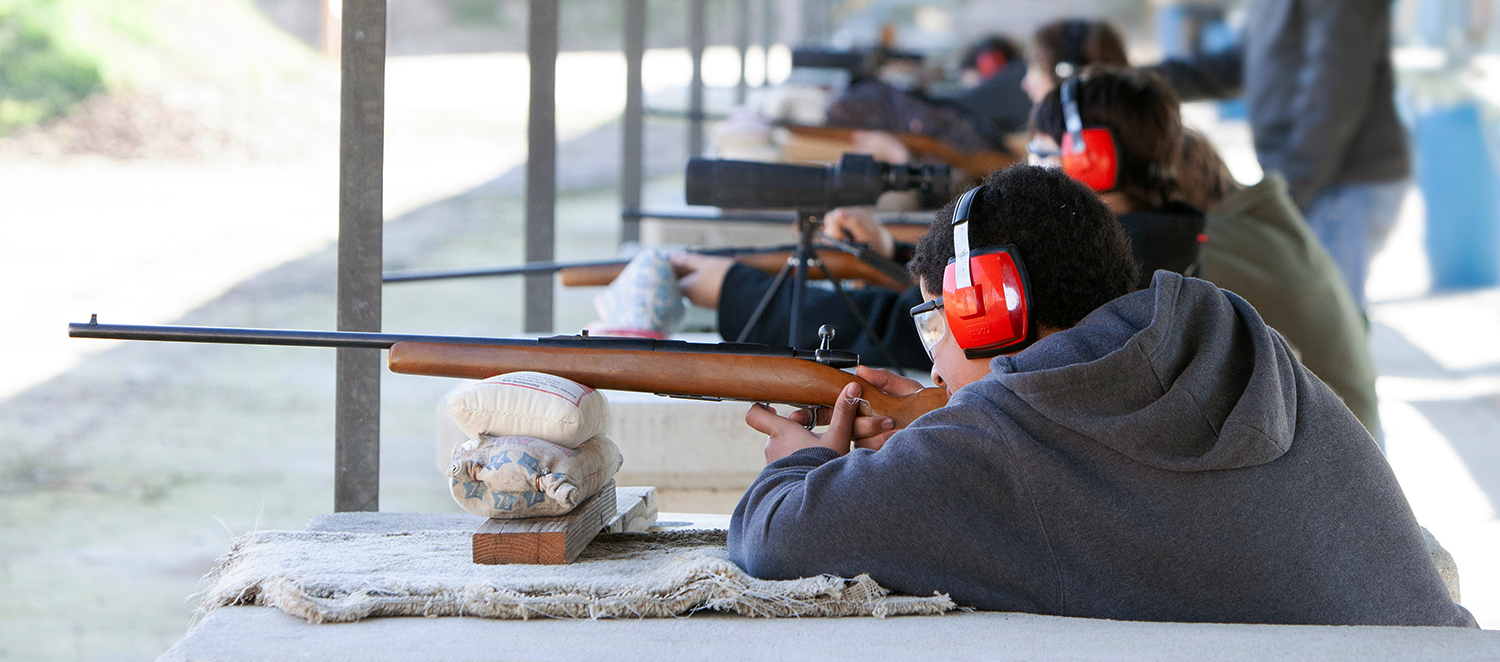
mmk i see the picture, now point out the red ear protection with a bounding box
[942,186,1036,359]
[1059,77,1119,192]
[975,49,1006,80]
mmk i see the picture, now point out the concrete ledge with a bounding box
[159,512,1492,661]
[160,606,1498,662]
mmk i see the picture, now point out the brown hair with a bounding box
[1029,19,1129,83]
[1176,128,1242,211]
[1031,65,1183,211]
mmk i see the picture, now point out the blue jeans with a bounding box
[1302,180,1410,310]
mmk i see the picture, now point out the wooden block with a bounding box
[605,486,659,533]
[471,481,617,565]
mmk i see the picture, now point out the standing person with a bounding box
[1150,0,1409,310]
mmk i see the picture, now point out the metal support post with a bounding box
[803,0,828,44]
[335,0,385,513]
[621,0,646,244]
[736,0,751,104]
[761,0,774,86]
[688,0,706,157]
[525,0,558,333]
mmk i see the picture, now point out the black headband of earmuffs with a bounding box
[1055,19,1089,78]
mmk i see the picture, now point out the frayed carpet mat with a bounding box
[200,529,955,623]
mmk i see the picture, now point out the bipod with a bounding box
[735,211,906,372]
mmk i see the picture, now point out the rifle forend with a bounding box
[69,319,948,429]
[558,245,910,291]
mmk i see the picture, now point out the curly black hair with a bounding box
[908,165,1140,331]
[1031,65,1183,211]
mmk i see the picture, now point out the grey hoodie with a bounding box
[729,272,1475,626]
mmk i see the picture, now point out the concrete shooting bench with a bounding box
[156,510,1500,662]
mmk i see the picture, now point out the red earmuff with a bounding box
[975,49,1005,80]
[1059,77,1120,192]
[943,186,1035,359]
[1061,128,1119,192]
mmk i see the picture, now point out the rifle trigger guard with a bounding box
[797,406,822,430]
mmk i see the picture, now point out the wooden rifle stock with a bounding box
[559,249,909,291]
[388,342,947,429]
[884,222,928,245]
[781,125,1016,176]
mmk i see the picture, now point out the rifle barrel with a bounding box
[68,321,526,349]
[385,245,797,286]
[68,320,858,367]
[621,209,798,224]
[383,259,627,284]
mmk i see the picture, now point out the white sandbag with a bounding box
[435,382,471,474]
[447,372,608,449]
[448,435,622,519]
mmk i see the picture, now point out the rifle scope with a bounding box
[685,153,951,211]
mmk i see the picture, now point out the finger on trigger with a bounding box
[744,402,786,436]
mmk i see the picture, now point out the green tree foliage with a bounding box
[0,3,103,134]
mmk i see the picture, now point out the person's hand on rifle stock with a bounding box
[850,130,911,165]
[822,207,895,259]
[746,366,924,462]
[671,252,736,309]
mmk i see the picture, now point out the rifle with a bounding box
[69,318,949,429]
[781,124,1016,178]
[384,244,912,292]
[556,244,909,290]
[383,212,935,287]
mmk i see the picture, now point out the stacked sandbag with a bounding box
[445,372,621,519]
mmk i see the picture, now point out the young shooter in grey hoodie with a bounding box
[728,165,1476,627]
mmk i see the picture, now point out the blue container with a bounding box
[1415,102,1500,288]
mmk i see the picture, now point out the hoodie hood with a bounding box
[989,271,1298,472]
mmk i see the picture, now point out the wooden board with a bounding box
[471,481,617,565]
[605,486,659,533]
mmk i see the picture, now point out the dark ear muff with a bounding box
[1059,77,1120,192]
[943,186,1036,359]
[1054,19,1088,79]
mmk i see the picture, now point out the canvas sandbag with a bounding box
[447,372,608,449]
[448,434,622,519]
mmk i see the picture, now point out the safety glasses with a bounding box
[909,297,946,362]
[1025,139,1062,169]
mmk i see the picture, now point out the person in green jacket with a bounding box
[1177,129,1380,441]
